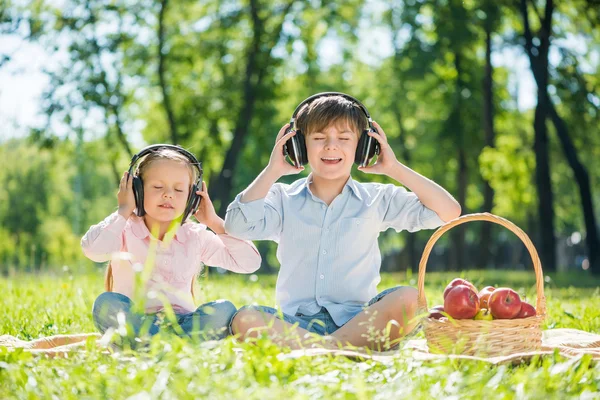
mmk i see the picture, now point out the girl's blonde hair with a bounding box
[104,147,200,300]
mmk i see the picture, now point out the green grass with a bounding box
[1,268,599,399]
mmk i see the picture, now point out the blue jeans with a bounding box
[92,292,237,341]
[235,286,405,336]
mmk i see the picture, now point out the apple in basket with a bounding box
[488,288,522,319]
[428,305,445,319]
[478,286,496,309]
[474,308,493,321]
[443,278,478,299]
[444,285,480,319]
[516,302,536,318]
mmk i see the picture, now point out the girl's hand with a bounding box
[357,121,401,176]
[193,181,225,233]
[266,123,305,177]
[118,171,136,219]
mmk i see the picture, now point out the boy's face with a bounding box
[305,120,358,182]
[142,159,191,224]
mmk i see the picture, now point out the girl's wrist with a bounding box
[206,217,225,234]
[118,206,133,219]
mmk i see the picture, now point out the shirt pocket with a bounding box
[335,217,380,264]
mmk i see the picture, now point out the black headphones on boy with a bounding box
[128,144,203,223]
[283,92,381,168]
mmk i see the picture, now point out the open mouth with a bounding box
[321,157,342,165]
[159,204,174,209]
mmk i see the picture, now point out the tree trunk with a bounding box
[450,51,467,271]
[212,0,296,216]
[210,0,262,217]
[391,107,417,272]
[533,91,556,271]
[520,0,599,274]
[479,23,496,268]
[548,103,600,274]
[519,0,557,271]
[158,0,179,144]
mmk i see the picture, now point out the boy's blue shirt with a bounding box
[224,174,445,326]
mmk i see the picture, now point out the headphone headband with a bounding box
[290,92,372,124]
[129,144,202,183]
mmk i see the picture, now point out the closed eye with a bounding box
[153,186,163,189]
[175,189,184,193]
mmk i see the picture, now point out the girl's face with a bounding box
[142,159,192,225]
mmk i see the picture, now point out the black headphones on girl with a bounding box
[283,92,381,168]
[128,144,203,223]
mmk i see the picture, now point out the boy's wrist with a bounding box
[264,164,283,182]
[388,160,408,183]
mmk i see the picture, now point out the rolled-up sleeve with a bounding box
[224,187,283,241]
[198,231,261,273]
[380,185,445,233]
[80,212,127,262]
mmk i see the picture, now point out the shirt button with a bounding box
[325,228,330,233]
[322,204,326,209]
[322,250,327,255]
[320,275,325,279]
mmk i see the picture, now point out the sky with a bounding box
[5,1,586,144]
[0,35,541,143]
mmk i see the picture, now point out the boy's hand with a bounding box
[357,121,400,176]
[193,181,224,233]
[266,123,305,178]
[118,171,136,219]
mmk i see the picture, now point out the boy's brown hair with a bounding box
[296,95,368,137]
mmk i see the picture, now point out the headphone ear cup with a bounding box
[283,131,308,167]
[355,131,369,166]
[355,130,379,167]
[295,131,308,165]
[132,175,145,216]
[182,183,201,223]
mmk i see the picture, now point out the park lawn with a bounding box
[1,268,599,399]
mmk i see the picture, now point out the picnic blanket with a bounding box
[2,329,599,364]
[283,328,600,365]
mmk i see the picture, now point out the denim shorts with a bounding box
[235,286,405,336]
[92,292,237,341]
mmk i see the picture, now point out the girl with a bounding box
[83,144,261,343]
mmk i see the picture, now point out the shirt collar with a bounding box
[288,174,362,201]
[130,216,189,243]
[288,177,310,196]
[345,176,363,201]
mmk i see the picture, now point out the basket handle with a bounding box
[416,213,546,316]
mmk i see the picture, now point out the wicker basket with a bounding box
[417,213,546,357]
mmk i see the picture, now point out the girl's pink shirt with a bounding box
[81,212,261,314]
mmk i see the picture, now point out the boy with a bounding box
[224,93,461,349]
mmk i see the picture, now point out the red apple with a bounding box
[444,285,480,319]
[428,305,445,319]
[443,278,478,299]
[516,302,536,318]
[488,288,522,319]
[478,286,496,309]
